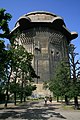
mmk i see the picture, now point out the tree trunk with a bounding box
[57,96,59,102]
[14,70,17,106]
[24,95,26,102]
[14,92,16,105]
[20,72,24,103]
[24,73,26,102]
[20,82,23,103]
[5,66,12,107]
[5,89,9,107]
[65,95,69,105]
[74,96,79,109]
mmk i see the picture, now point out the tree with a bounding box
[69,44,80,109]
[9,45,37,104]
[0,8,12,82]
[17,46,37,103]
[49,59,70,104]
[0,8,12,107]
[0,8,12,39]
[0,40,6,81]
[24,84,36,97]
[0,8,37,106]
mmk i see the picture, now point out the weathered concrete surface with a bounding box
[0,100,80,120]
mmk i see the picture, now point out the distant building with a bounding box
[11,11,78,96]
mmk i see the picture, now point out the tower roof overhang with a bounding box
[11,11,78,43]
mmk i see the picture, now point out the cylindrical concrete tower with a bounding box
[11,11,78,96]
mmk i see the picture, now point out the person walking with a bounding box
[44,96,47,105]
[49,95,52,103]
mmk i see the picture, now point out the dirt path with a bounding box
[0,100,80,120]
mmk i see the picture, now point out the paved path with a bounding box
[0,100,80,120]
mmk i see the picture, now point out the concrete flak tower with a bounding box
[11,11,78,96]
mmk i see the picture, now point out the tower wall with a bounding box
[18,26,68,84]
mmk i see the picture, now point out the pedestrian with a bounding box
[49,95,52,103]
[44,96,47,104]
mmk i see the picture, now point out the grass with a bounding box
[61,101,80,111]
[62,104,74,110]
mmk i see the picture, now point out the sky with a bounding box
[0,0,80,59]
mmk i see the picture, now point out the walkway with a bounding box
[0,100,80,120]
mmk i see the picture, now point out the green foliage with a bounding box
[0,8,12,82]
[0,8,37,104]
[68,44,80,98]
[8,44,37,102]
[24,84,36,96]
[11,45,37,79]
[43,81,49,90]
[0,40,5,49]
[49,60,70,97]
[68,82,80,98]
[9,83,20,93]
[0,8,12,38]
[0,40,6,80]
[49,44,80,106]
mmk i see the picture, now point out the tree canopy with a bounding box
[0,8,37,106]
[49,60,70,98]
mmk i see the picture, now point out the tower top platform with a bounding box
[11,11,78,42]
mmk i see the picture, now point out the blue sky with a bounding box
[0,0,80,59]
